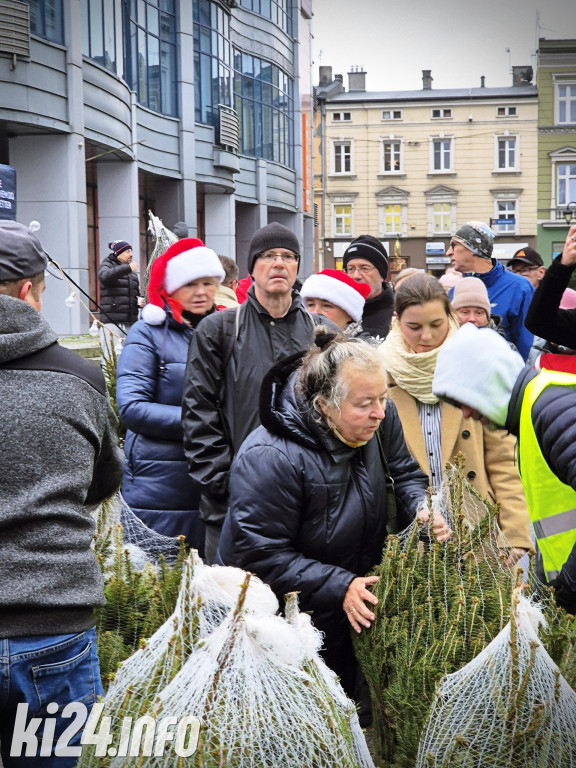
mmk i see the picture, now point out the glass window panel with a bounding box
[148,5,159,36]
[198,0,210,25]
[138,0,146,23]
[103,0,116,71]
[90,0,104,63]
[81,0,90,55]
[148,33,160,111]
[160,0,174,10]
[138,27,147,104]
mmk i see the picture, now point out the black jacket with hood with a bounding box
[98,253,141,324]
[217,352,428,680]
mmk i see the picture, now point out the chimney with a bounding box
[335,73,343,84]
[422,69,433,90]
[512,65,534,86]
[348,66,367,91]
[480,75,485,88]
[319,66,333,86]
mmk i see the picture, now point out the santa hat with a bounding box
[300,269,371,322]
[142,238,225,325]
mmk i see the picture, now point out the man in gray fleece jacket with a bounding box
[0,221,123,766]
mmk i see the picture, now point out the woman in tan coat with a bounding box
[378,273,532,562]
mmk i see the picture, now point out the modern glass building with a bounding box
[0,0,314,333]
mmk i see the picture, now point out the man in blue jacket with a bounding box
[446,221,534,359]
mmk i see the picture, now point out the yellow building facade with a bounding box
[314,67,538,276]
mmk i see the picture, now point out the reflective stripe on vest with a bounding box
[518,369,576,582]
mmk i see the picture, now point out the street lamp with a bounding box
[563,202,576,225]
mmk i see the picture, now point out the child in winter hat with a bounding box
[451,221,495,260]
[432,322,525,427]
[142,238,225,325]
[300,269,371,325]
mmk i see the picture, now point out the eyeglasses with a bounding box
[345,264,376,275]
[510,265,539,275]
[258,251,299,264]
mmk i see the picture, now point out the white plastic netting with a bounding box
[416,590,576,768]
[142,212,178,295]
[79,552,374,768]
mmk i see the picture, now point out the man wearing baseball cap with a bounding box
[0,221,123,764]
[446,220,534,360]
[342,234,394,338]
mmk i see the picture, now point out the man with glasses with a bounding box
[182,222,324,562]
[446,221,534,360]
[342,234,394,338]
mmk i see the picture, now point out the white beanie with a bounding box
[432,323,525,426]
[300,269,371,322]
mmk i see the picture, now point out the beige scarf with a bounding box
[378,316,459,404]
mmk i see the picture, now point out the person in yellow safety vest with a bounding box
[431,321,576,615]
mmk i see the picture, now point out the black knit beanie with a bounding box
[109,240,132,258]
[248,222,300,274]
[342,235,389,279]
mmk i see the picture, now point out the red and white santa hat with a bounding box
[300,268,371,322]
[142,237,225,325]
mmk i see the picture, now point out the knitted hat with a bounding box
[142,237,225,325]
[300,269,371,322]
[452,221,495,259]
[109,240,132,258]
[0,221,47,281]
[171,222,189,239]
[451,277,491,317]
[248,222,300,274]
[342,235,389,279]
[508,246,543,268]
[432,322,524,427]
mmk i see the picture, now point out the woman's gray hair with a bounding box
[296,326,387,414]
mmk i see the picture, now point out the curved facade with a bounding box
[0,0,314,333]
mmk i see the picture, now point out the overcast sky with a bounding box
[312,0,576,92]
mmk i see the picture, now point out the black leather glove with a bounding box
[550,572,576,615]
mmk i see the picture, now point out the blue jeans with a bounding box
[0,629,104,767]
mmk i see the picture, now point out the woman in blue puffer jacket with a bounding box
[116,238,225,552]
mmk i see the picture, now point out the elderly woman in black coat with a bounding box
[218,330,450,698]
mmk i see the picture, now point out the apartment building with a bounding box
[536,38,576,262]
[0,0,314,333]
[314,66,538,276]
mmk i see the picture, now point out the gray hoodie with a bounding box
[0,295,123,637]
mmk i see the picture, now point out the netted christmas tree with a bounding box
[79,553,375,768]
[93,492,187,687]
[142,211,178,294]
[416,588,576,767]
[353,455,576,768]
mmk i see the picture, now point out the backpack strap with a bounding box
[221,302,244,369]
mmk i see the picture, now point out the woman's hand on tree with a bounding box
[343,576,379,633]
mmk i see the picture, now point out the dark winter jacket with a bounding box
[116,309,208,546]
[525,254,576,350]
[0,294,123,638]
[507,365,576,612]
[98,253,141,324]
[218,353,429,674]
[182,286,323,523]
[464,261,534,360]
[362,282,394,339]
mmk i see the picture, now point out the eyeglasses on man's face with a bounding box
[510,265,539,275]
[258,250,299,264]
[345,264,376,275]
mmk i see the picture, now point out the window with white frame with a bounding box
[430,137,453,172]
[425,185,458,235]
[333,203,353,235]
[494,200,517,234]
[382,139,403,173]
[557,162,576,206]
[382,204,402,234]
[431,108,452,119]
[557,83,576,125]
[432,203,451,233]
[497,106,517,117]
[333,112,351,122]
[332,140,353,174]
[382,109,402,120]
[496,135,518,170]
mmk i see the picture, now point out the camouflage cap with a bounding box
[452,221,495,260]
